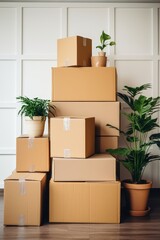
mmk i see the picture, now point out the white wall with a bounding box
[0,1,160,188]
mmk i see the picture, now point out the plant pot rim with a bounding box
[98,51,106,56]
[25,116,46,121]
[91,56,107,59]
[123,179,152,190]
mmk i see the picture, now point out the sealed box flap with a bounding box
[52,116,94,120]
[53,153,115,161]
[17,135,48,139]
[5,172,46,181]
[58,35,91,42]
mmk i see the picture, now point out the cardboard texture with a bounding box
[52,153,116,181]
[50,101,120,136]
[4,172,46,226]
[52,67,117,101]
[50,117,95,158]
[57,36,92,67]
[16,136,50,172]
[49,180,121,223]
[95,136,118,153]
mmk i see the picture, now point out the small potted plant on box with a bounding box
[17,96,55,137]
[91,30,116,67]
[106,84,160,216]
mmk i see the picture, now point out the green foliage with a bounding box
[17,96,56,120]
[106,84,160,183]
[96,30,116,51]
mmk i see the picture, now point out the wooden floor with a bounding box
[0,189,160,240]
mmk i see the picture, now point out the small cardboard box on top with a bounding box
[50,101,120,136]
[16,136,50,172]
[4,172,46,226]
[50,117,95,158]
[52,153,116,181]
[49,180,121,223]
[52,67,117,101]
[57,36,92,67]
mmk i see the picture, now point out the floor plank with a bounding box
[0,189,160,240]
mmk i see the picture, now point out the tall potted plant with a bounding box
[17,96,55,137]
[91,30,116,67]
[106,84,160,216]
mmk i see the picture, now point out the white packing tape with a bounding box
[83,60,87,66]
[64,149,71,158]
[19,178,26,195]
[28,164,36,172]
[63,117,71,131]
[18,214,25,226]
[28,137,34,149]
[64,59,70,67]
[83,38,87,47]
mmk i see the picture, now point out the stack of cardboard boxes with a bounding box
[4,137,50,226]
[3,35,121,226]
[49,36,121,223]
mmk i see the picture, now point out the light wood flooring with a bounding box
[0,189,160,240]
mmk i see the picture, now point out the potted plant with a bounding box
[91,30,116,67]
[106,84,160,216]
[17,96,55,137]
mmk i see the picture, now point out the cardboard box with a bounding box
[52,153,116,181]
[50,117,95,158]
[52,67,117,101]
[4,172,46,226]
[16,136,50,172]
[57,36,92,67]
[95,136,118,153]
[50,101,120,136]
[49,180,121,223]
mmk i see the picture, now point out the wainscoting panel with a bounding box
[0,2,160,188]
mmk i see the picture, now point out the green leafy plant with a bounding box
[17,96,55,120]
[96,30,116,51]
[106,84,160,184]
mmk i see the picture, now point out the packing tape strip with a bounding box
[64,59,69,67]
[28,137,34,149]
[83,60,87,66]
[28,164,36,172]
[19,178,26,195]
[64,148,71,158]
[63,117,70,131]
[18,214,25,226]
[83,38,87,47]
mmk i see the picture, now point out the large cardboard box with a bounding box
[50,117,95,158]
[52,153,116,181]
[50,101,120,136]
[57,36,92,67]
[4,172,46,226]
[95,136,118,153]
[16,136,50,172]
[52,67,117,101]
[49,180,121,223]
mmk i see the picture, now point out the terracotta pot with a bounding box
[123,180,152,216]
[25,116,46,138]
[91,56,107,67]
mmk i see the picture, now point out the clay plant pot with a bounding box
[91,56,107,67]
[25,116,46,138]
[123,180,152,216]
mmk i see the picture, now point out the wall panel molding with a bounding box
[0,1,160,188]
